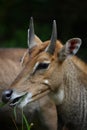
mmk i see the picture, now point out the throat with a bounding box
[49,88,64,105]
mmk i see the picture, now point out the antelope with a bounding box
[0,48,26,129]
[2,18,85,130]
[0,19,58,130]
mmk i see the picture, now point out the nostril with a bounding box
[2,89,13,103]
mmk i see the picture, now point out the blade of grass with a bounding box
[14,106,17,120]
[22,108,24,130]
[14,106,31,130]
[22,113,31,130]
[13,107,19,130]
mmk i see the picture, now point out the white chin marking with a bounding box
[19,93,32,108]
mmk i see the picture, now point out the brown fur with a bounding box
[2,41,66,130]
[5,38,87,130]
[0,48,26,91]
[0,48,25,129]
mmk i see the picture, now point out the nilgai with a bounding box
[2,18,87,130]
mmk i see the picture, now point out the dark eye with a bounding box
[36,62,49,71]
[32,61,50,75]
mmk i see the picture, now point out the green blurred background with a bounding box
[0,0,87,61]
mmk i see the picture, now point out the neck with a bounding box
[62,57,87,101]
[72,56,87,75]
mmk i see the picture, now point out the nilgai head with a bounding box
[2,18,82,108]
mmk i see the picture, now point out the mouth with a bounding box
[9,88,50,108]
[19,89,50,108]
[9,92,27,107]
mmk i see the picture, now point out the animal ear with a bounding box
[58,38,82,61]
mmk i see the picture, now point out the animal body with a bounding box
[0,20,57,130]
[0,48,26,129]
[2,18,87,130]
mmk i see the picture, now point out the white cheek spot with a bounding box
[19,92,32,108]
[44,80,49,85]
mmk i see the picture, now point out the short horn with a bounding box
[46,20,57,54]
[28,17,36,49]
